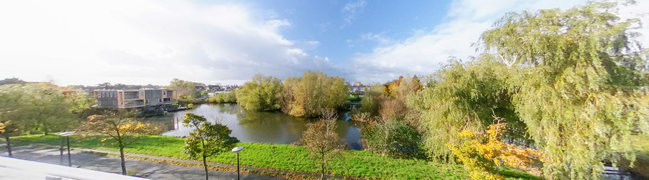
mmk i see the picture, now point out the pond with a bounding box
[144,104,364,150]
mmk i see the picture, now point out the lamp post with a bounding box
[58,131,75,167]
[231,146,243,180]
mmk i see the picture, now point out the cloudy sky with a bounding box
[0,0,646,85]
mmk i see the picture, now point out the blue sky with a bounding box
[240,0,451,62]
[0,0,646,85]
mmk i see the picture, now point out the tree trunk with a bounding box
[5,136,11,157]
[203,155,209,180]
[320,151,325,180]
[119,144,126,175]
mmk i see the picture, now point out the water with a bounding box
[145,103,364,150]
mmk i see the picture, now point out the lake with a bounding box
[144,103,364,150]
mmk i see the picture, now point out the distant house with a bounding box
[207,85,222,91]
[195,85,207,92]
[349,81,366,95]
[93,89,176,109]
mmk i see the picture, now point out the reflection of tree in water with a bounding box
[147,104,363,149]
[214,103,239,114]
[236,109,308,144]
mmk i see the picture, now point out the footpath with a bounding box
[0,145,285,180]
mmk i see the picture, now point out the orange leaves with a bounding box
[448,123,547,179]
[86,114,102,121]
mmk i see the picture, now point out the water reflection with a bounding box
[145,104,363,150]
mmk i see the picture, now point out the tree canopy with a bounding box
[480,2,649,178]
[281,71,348,117]
[183,113,238,180]
[236,74,283,111]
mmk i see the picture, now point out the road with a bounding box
[0,145,284,180]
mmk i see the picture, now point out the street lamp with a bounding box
[58,131,75,167]
[231,146,243,180]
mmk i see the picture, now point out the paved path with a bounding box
[0,145,284,180]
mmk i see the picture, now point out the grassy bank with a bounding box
[9,134,537,179]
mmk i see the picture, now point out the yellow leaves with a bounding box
[0,121,6,133]
[458,130,475,138]
[117,122,158,134]
[449,123,547,180]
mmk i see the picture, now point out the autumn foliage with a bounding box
[447,123,547,180]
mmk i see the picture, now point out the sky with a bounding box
[0,0,647,86]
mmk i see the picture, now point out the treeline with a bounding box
[236,71,348,117]
[350,2,649,179]
[0,81,96,156]
[0,82,95,135]
[206,91,236,103]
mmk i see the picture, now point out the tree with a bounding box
[0,120,18,156]
[301,109,343,179]
[408,59,520,163]
[21,83,79,135]
[0,82,90,156]
[236,74,282,111]
[0,83,85,135]
[481,2,649,178]
[284,71,348,117]
[79,110,160,175]
[0,85,22,157]
[167,78,199,100]
[183,113,238,180]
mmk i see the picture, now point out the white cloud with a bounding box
[0,0,338,85]
[349,0,605,83]
[342,0,367,25]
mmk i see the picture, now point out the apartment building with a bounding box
[94,89,176,109]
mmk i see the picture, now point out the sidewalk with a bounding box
[0,145,284,180]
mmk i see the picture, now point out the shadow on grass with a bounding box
[499,166,543,180]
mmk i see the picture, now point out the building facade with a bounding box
[94,89,176,109]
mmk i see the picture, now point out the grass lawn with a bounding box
[8,134,538,179]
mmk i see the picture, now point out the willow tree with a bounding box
[481,2,649,178]
[408,59,520,163]
[236,74,283,111]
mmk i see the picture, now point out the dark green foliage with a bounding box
[183,113,238,159]
[361,119,424,159]
[346,96,360,101]
[183,113,238,179]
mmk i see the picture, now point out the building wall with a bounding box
[95,91,118,109]
[95,89,176,109]
[144,89,163,106]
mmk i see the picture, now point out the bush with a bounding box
[447,123,546,180]
[207,91,237,103]
[347,96,361,101]
[361,120,423,159]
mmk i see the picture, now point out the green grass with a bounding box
[9,134,537,179]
